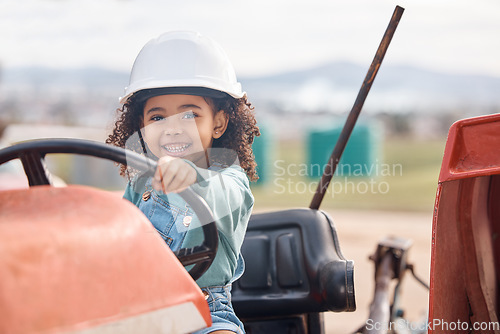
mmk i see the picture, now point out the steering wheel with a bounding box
[0,138,218,281]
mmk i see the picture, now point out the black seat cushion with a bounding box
[232,208,355,318]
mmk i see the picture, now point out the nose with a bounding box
[163,117,183,136]
[163,126,183,136]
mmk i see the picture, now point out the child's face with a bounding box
[141,94,227,165]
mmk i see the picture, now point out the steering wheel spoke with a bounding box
[19,151,51,186]
[175,246,212,266]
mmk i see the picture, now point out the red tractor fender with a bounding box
[430,113,500,333]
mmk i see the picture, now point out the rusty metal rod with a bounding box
[309,5,404,210]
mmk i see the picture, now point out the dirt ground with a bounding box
[321,209,433,334]
[254,207,433,334]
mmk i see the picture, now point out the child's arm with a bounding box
[184,161,254,239]
[153,155,253,238]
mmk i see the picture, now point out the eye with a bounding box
[150,115,165,122]
[182,111,198,119]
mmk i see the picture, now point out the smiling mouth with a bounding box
[162,143,192,154]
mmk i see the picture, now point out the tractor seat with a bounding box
[232,208,356,319]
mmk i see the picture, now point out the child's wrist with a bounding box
[182,159,204,183]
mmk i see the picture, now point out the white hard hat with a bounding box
[119,31,244,104]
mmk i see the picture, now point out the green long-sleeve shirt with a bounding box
[123,162,254,287]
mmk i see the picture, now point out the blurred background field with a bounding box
[250,137,446,212]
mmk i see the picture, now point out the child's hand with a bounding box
[152,156,197,194]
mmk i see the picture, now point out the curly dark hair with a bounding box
[106,90,260,181]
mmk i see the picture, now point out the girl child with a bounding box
[106,31,259,334]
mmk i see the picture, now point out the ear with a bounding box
[213,110,229,139]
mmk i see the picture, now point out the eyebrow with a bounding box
[179,104,202,110]
[145,107,164,115]
[145,104,202,115]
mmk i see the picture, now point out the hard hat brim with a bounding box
[119,85,245,105]
[131,87,233,104]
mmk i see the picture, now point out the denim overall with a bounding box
[137,178,246,334]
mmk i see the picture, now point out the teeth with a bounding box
[163,143,190,153]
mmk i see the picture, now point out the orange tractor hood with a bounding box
[0,185,211,334]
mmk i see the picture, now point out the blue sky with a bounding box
[1,0,500,78]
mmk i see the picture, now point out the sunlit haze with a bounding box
[1,0,500,77]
